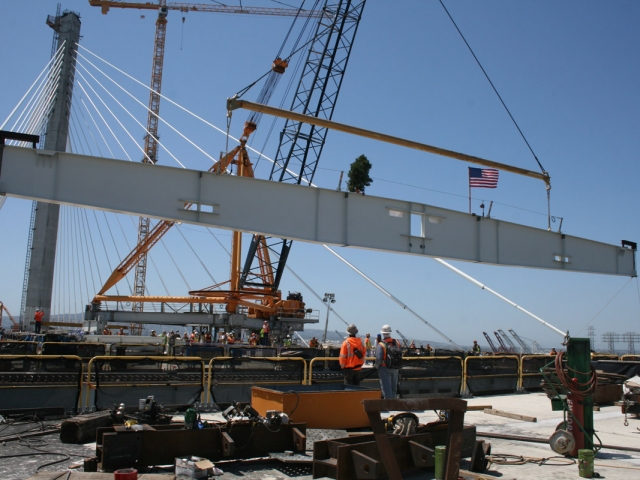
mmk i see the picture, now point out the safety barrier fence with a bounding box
[463,355,520,395]
[84,356,205,411]
[520,355,555,391]
[400,356,464,397]
[2,353,622,413]
[0,355,83,413]
[206,356,307,405]
[620,355,640,361]
[42,341,107,359]
[0,340,40,355]
[108,343,165,357]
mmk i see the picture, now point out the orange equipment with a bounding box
[87,0,318,318]
[0,302,20,332]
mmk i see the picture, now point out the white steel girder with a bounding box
[0,145,636,277]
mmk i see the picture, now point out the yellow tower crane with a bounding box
[88,1,322,313]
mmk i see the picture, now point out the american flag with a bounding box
[469,167,499,188]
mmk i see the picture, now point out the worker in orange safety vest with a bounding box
[34,308,44,334]
[339,324,365,385]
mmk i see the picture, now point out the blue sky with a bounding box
[1,1,639,351]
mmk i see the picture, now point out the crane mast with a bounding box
[239,0,366,293]
[133,2,167,312]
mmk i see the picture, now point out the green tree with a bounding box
[347,154,373,194]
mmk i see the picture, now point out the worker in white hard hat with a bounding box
[339,324,365,385]
[375,325,402,398]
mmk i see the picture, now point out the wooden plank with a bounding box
[466,405,492,411]
[483,408,537,422]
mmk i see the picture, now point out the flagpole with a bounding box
[468,167,472,214]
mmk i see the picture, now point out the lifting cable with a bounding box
[438,0,546,175]
[439,0,554,229]
[234,0,322,101]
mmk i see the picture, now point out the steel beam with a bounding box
[0,145,635,277]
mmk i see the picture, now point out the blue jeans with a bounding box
[378,366,399,399]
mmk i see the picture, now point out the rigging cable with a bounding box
[76,51,211,165]
[76,45,311,184]
[76,80,133,161]
[0,42,64,130]
[159,238,191,291]
[80,98,115,158]
[76,96,104,157]
[92,210,124,309]
[438,0,553,229]
[438,0,545,175]
[576,277,634,335]
[176,225,219,285]
[76,209,95,303]
[75,67,159,165]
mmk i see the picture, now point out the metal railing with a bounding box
[463,355,520,394]
[0,354,83,412]
[206,356,307,403]
[85,355,204,410]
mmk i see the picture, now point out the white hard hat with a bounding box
[380,325,392,335]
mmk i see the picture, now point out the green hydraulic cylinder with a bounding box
[567,337,594,452]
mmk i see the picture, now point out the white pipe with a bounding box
[433,258,566,338]
[323,246,463,351]
[295,331,309,347]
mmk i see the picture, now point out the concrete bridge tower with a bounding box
[23,10,81,331]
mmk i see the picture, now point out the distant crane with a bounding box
[493,331,513,353]
[508,328,532,354]
[334,330,346,341]
[532,340,544,354]
[395,330,411,348]
[0,302,20,333]
[497,329,518,353]
[483,331,499,354]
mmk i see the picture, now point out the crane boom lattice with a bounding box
[508,328,532,354]
[239,0,366,293]
[482,332,499,353]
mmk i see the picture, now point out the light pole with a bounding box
[322,293,335,343]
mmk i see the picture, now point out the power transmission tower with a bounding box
[601,332,622,354]
[587,326,595,351]
[622,332,640,354]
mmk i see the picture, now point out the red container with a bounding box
[114,468,137,480]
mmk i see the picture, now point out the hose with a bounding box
[555,351,597,397]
